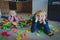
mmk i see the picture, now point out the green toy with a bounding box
[37,30,44,34]
[0,37,6,40]
[2,24,7,30]
[20,28,24,32]
[2,22,12,30]
[19,21,25,27]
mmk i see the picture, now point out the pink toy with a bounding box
[8,10,19,22]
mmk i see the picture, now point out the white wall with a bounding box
[32,0,48,14]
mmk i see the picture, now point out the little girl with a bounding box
[8,10,19,22]
[31,10,54,36]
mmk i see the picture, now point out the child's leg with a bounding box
[43,21,50,33]
[37,21,43,30]
[31,22,37,33]
[43,21,54,36]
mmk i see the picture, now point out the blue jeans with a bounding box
[31,20,50,33]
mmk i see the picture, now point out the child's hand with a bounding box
[35,15,38,22]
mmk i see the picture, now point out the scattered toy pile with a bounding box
[0,15,59,40]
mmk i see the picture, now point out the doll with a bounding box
[31,10,54,36]
[8,10,19,22]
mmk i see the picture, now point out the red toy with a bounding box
[0,23,2,26]
[1,31,10,37]
[1,31,7,36]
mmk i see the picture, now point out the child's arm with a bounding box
[15,16,19,21]
[8,16,14,22]
[28,15,36,22]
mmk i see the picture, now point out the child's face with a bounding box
[36,14,40,18]
[10,11,16,16]
[36,13,44,20]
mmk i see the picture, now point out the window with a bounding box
[9,1,16,10]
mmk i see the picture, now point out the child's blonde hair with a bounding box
[9,10,16,16]
[35,10,47,18]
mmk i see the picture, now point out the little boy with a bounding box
[31,10,54,36]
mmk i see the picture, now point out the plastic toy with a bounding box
[1,31,10,37]
[24,34,28,38]
[24,20,27,24]
[21,33,28,38]
[17,28,20,31]
[2,21,12,29]
[7,26,11,29]
[20,28,24,32]
[6,29,11,32]
[52,28,59,32]
[18,16,22,19]
[12,21,18,25]
[0,23,2,26]
[13,25,16,28]
[12,28,17,32]
[2,19,9,24]
[0,37,6,40]
[1,15,8,19]
[1,31,7,36]
[16,36,21,40]
[49,24,53,28]
[2,24,7,30]
[12,21,19,28]
[37,30,44,34]
[35,33,40,36]
[19,22,25,27]
[16,32,22,35]
[21,34,25,38]
[18,26,20,29]
[25,29,30,33]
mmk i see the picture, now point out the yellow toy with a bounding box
[16,36,21,40]
[12,21,18,25]
[17,32,22,35]
[49,24,53,28]
[52,28,59,32]
[35,33,40,37]
[2,19,9,24]
[25,29,31,33]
